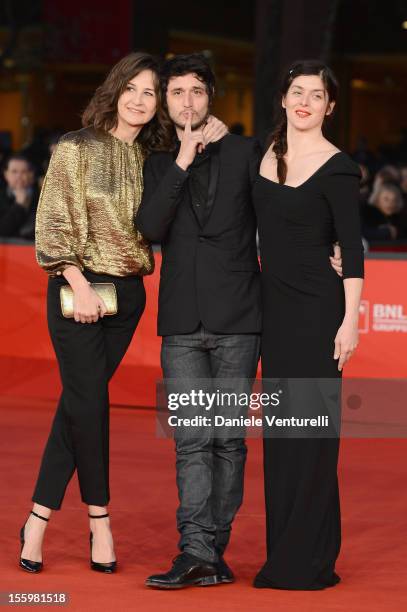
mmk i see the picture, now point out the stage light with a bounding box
[402,21,407,29]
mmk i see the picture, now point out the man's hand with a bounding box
[330,243,343,277]
[175,112,205,171]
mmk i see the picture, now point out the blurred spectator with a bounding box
[0,135,12,190]
[362,182,405,242]
[368,164,400,205]
[358,163,371,204]
[398,163,407,237]
[400,164,407,202]
[0,154,39,240]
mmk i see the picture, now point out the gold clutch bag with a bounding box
[60,283,118,318]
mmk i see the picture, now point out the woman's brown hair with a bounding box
[82,52,172,155]
[269,60,339,185]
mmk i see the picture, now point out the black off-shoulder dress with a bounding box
[253,152,364,590]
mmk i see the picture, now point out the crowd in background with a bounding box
[0,129,62,241]
[353,133,407,248]
[1,128,407,249]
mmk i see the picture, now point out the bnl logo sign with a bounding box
[359,301,407,333]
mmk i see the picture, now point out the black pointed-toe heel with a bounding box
[88,513,117,574]
[19,510,49,573]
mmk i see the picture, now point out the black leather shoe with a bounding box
[89,513,117,574]
[19,510,49,573]
[217,557,235,583]
[145,552,222,589]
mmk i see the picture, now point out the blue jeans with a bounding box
[161,325,260,562]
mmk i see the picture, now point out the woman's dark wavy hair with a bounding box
[82,52,172,155]
[269,59,339,184]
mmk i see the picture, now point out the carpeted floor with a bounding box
[1,396,406,612]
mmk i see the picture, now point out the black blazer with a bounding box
[136,134,262,336]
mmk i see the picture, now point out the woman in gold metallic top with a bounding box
[21,51,227,575]
[19,52,167,574]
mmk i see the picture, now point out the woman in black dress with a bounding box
[253,60,364,590]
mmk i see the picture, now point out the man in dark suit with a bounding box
[136,54,262,589]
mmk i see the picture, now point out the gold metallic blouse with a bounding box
[35,127,154,277]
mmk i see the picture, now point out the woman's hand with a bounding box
[73,284,107,324]
[202,115,228,145]
[334,317,359,371]
[62,266,107,324]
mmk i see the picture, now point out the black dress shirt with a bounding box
[188,151,211,226]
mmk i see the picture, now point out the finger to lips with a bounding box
[184,112,192,137]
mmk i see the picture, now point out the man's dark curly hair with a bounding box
[160,53,216,109]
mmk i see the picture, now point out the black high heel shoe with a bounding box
[88,513,117,574]
[19,510,49,573]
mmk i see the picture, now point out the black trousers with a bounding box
[32,270,145,510]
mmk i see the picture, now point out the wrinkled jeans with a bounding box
[161,324,260,562]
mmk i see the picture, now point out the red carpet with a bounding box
[1,396,407,612]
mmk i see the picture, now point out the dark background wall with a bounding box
[1,0,407,155]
